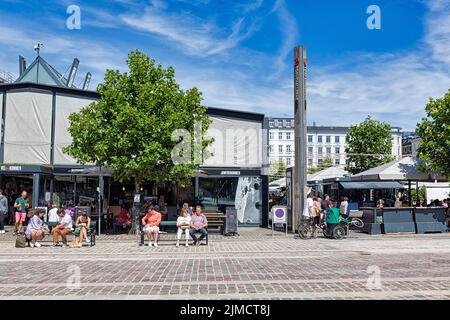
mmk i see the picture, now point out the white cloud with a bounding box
[121,1,260,57]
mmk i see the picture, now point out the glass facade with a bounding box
[197,177,261,225]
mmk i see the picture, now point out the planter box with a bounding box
[414,207,447,234]
[382,208,416,234]
[361,208,383,234]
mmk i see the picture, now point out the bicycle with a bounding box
[297,218,321,240]
[339,216,364,236]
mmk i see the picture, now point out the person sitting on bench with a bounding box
[142,205,161,247]
[190,206,208,246]
[75,209,91,248]
[25,208,49,248]
[51,209,73,248]
[176,208,191,247]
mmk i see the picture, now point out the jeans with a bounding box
[190,227,207,242]
[0,213,5,231]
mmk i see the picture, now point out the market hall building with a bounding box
[0,55,269,228]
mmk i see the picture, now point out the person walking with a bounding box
[0,189,8,234]
[14,190,30,234]
[176,208,191,247]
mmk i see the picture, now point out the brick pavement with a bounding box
[1,226,450,299]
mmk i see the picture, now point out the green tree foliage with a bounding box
[307,156,333,174]
[269,160,287,182]
[416,89,450,178]
[346,116,393,174]
[65,50,213,187]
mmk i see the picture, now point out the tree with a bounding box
[65,50,213,189]
[416,89,450,178]
[269,160,286,182]
[346,116,393,174]
[307,156,333,174]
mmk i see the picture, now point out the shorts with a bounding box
[15,212,26,222]
[143,226,159,233]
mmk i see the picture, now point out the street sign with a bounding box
[272,206,287,223]
[271,206,288,236]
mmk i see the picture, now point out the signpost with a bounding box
[293,46,308,232]
[271,206,288,236]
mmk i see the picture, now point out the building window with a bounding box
[318,159,323,165]
[326,147,331,154]
[269,145,273,153]
[335,136,340,143]
[318,136,323,143]
[335,158,340,165]
[286,145,291,153]
[318,147,323,154]
[286,158,291,166]
[279,145,283,153]
[308,147,313,154]
[269,120,274,127]
[335,147,340,154]
[275,120,280,127]
[326,136,331,143]
[286,132,291,140]
[308,135,313,143]
[345,135,349,143]
[308,159,313,167]
[269,132,274,140]
[290,120,295,127]
[278,132,283,140]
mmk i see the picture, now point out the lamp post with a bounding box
[293,46,308,232]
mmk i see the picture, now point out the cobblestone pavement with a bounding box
[1,226,450,300]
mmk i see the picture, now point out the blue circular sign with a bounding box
[275,208,285,218]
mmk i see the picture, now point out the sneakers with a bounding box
[77,243,82,248]
[86,238,90,244]
[0,230,5,234]
[176,242,180,247]
[50,244,58,249]
[196,240,201,247]
[185,242,189,247]
[61,243,67,248]
[154,242,158,247]
[34,242,41,248]
[29,242,35,248]
[148,242,153,247]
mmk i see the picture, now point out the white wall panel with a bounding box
[203,115,262,168]
[54,94,96,165]
[4,91,52,164]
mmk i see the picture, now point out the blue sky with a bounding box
[0,0,449,130]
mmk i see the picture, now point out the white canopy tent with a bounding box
[307,166,349,183]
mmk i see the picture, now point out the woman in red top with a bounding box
[141,206,162,247]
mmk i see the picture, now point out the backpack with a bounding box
[15,233,27,248]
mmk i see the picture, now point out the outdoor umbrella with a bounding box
[351,157,448,206]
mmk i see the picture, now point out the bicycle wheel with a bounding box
[332,226,346,240]
[297,224,312,239]
[351,218,364,228]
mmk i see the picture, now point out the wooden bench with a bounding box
[139,220,209,246]
[43,221,97,247]
[204,212,226,234]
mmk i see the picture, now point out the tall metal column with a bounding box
[293,46,307,232]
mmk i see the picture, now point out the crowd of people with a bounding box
[141,203,208,247]
[0,189,94,248]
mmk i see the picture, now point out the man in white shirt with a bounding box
[48,203,59,223]
[51,209,73,248]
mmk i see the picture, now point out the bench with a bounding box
[203,212,226,234]
[42,221,97,247]
[139,220,209,246]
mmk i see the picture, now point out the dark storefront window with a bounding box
[197,177,261,225]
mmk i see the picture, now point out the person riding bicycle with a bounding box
[325,202,340,234]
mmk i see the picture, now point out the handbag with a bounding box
[15,233,27,248]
